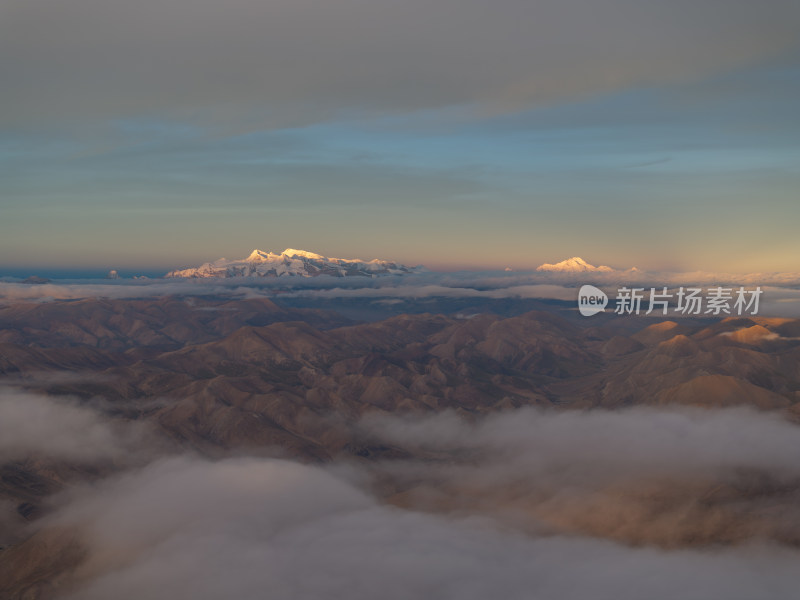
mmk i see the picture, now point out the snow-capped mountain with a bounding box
[536,257,614,273]
[166,249,424,278]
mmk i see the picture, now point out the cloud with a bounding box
[2,269,799,318]
[2,0,798,132]
[0,280,261,303]
[280,282,578,301]
[0,389,154,464]
[349,407,800,548]
[0,406,797,596]
[36,449,800,600]
[358,406,800,477]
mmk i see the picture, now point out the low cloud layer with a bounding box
[4,406,795,599]
[0,281,254,303]
[43,450,800,600]
[1,351,800,600]
[358,406,800,476]
[350,407,800,547]
[5,268,800,294]
[3,271,800,317]
[0,389,152,464]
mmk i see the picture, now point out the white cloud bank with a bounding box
[357,405,800,477]
[11,406,793,600]
[45,454,800,600]
[0,389,152,464]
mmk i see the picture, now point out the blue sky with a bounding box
[1,0,799,273]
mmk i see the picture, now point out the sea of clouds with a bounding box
[3,384,800,599]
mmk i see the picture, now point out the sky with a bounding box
[1,0,799,273]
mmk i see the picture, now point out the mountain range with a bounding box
[2,294,800,596]
[163,249,620,279]
[536,256,615,272]
[166,248,423,278]
[2,296,799,463]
